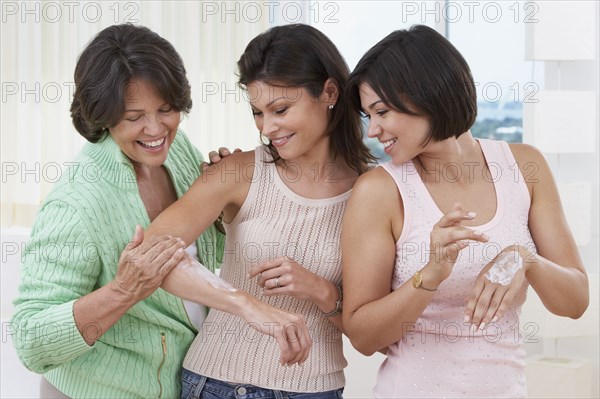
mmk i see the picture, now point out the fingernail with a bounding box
[492,316,498,323]
[466,212,476,218]
[473,231,483,236]
[464,315,470,323]
[479,322,486,330]
[482,234,489,240]
[470,324,477,335]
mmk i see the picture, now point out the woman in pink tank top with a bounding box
[341,25,589,398]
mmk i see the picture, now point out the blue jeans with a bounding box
[181,369,344,399]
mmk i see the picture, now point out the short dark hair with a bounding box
[237,24,374,174]
[348,25,477,144]
[70,24,192,142]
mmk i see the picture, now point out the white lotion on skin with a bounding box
[179,253,238,292]
[484,250,523,285]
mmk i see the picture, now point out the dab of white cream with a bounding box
[484,250,523,286]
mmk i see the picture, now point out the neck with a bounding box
[277,139,353,183]
[414,131,480,183]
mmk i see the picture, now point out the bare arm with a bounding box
[342,168,488,355]
[74,227,185,344]
[513,144,589,317]
[145,151,312,364]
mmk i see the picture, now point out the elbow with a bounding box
[568,298,589,320]
[350,336,379,356]
[12,343,49,374]
[345,328,379,356]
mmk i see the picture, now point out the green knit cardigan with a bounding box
[11,131,224,398]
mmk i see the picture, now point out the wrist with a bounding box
[320,284,343,317]
[419,264,445,290]
[107,280,138,307]
[236,292,263,322]
[516,245,538,276]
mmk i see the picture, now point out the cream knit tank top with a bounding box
[183,146,348,392]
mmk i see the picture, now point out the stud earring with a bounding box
[328,104,335,110]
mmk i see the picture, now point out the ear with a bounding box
[321,78,339,103]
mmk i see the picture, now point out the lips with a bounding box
[271,133,295,147]
[381,138,397,152]
[137,136,167,150]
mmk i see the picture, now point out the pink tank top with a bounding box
[375,139,534,398]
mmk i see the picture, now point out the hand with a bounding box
[200,147,242,172]
[249,256,324,303]
[424,203,490,286]
[242,298,312,366]
[465,245,530,329]
[111,225,186,304]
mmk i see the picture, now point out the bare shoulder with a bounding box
[200,150,257,184]
[350,166,402,222]
[353,166,399,199]
[508,143,547,165]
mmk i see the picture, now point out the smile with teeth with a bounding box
[382,138,397,148]
[137,136,166,149]
[271,133,295,146]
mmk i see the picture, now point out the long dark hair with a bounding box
[237,24,374,174]
[71,24,192,142]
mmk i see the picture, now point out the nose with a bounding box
[143,113,163,137]
[261,114,279,137]
[367,119,382,138]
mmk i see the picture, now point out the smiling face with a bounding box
[359,83,431,165]
[108,78,180,168]
[247,81,333,161]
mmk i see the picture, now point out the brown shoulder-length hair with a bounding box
[348,25,477,145]
[237,24,374,174]
[70,24,192,142]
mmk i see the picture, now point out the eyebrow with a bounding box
[266,96,287,107]
[367,100,383,110]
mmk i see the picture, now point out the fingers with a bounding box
[469,283,495,329]
[478,287,507,328]
[209,150,221,164]
[465,277,485,323]
[249,257,286,278]
[469,282,510,330]
[127,225,144,250]
[143,236,184,261]
[435,203,476,229]
[157,247,186,276]
[207,147,234,166]
[493,289,515,323]
[277,316,311,366]
[274,328,292,366]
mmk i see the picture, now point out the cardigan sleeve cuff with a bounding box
[16,300,93,373]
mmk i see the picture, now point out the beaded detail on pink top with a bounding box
[375,139,535,398]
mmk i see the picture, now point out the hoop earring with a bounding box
[260,133,271,145]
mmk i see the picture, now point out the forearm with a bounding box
[345,282,434,355]
[525,251,589,318]
[73,283,137,345]
[161,254,259,321]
